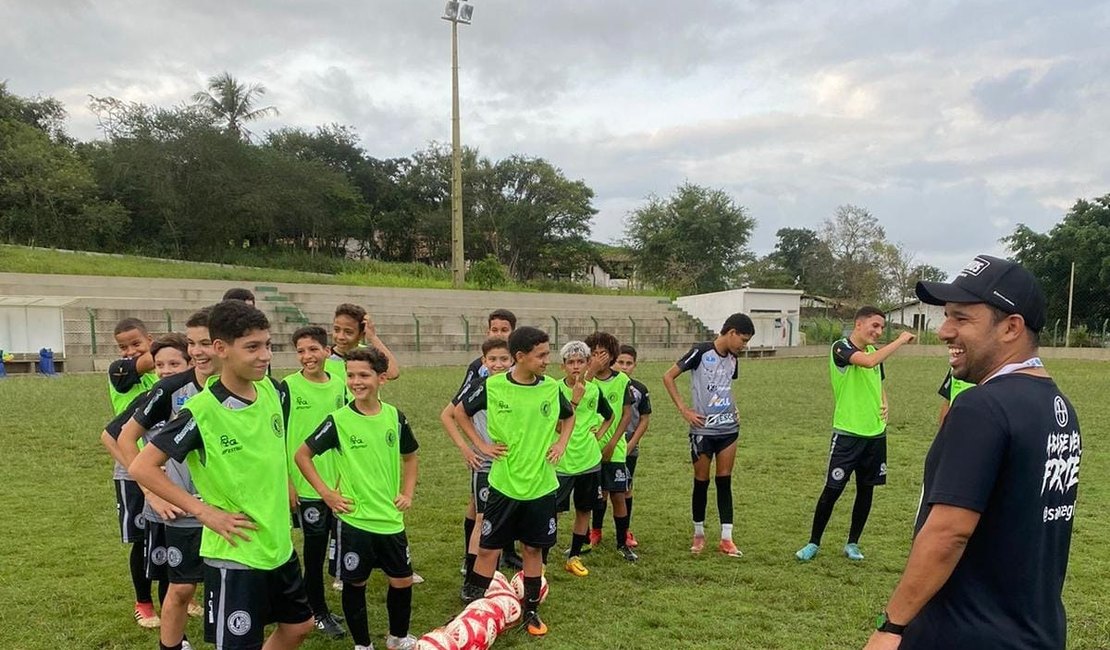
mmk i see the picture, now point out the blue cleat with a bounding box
[844,543,865,561]
[795,543,820,561]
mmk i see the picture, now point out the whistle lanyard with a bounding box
[981,357,1044,384]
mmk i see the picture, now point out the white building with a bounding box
[885,299,946,332]
[675,288,804,348]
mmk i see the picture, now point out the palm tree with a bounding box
[192,72,278,140]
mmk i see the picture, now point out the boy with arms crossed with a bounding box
[662,313,754,558]
[295,347,420,650]
[130,300,314,650]
[613,344,652,548]
[454,326,575,636]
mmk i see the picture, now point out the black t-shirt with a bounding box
[108,357,143,394]
[105,390,152,439]
[903,374,1081,650]
[461,375,575,420]
[451,357,485,406]
[306,402,419,456]
[133,369,202,430]
[831,338,886,379]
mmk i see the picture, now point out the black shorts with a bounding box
[625,454,639,490]
[294,500,334,538]
[689,433,739,462]
[556,471,601,513]
[203,553,312,650]
[335,520,412,582]
[115,479,147,544]
[471,471,492,515]
[165,526,204,584]
[480,488,557,551]
[600,462,630,494]
[826,432,888,489]
[145,521,169,582]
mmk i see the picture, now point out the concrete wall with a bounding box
[674,288,804,347]
[886,302,946,331]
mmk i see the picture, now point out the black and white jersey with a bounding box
[676,342,739,437]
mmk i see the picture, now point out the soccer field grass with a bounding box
[0,358,1106,649]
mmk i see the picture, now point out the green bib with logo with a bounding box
[595,371,631,462]
[486,373,560,500]
[331,402,405,534]
[829,342,885,437]
[109,370,159,415]
[284,370,347,499]
[950,377,975,404]
[185,380,292,570]
[556,381,604,475]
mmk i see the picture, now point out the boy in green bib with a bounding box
[130,300,314,650]
[326,303,400,382]
[281,326,348,640]
[454,326,575,637]
[294,347,420,650]
[937,368,975,425]
[796,306,916,563]
[555,341,611,578]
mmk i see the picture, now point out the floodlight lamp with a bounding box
[458,3,474,23]
[442,1,460,21]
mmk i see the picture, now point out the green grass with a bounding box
[0,244,666,296]
[0,358,1106,649]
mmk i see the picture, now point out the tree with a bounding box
[1004,195,1110,330]
[912,264,947,283]
[820,204,887,303]
[769,227,836,294]
[192,72,278,141]
[625,183,755,293]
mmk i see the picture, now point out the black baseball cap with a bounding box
[915,255,1046,332]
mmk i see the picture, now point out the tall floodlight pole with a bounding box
[442,1,473,288]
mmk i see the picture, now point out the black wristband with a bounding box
[875,611,906,635]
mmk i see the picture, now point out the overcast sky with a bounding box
[4,0,1108,275]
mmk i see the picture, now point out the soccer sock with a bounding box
[625,496,634,524]
[523,576,542,615]
[159,643,183,650]
[342,583,371,647]
[386,585,412,638]
[715,475,734,525]
[463,517,476,556]
[692,478,710,533]
[465,570,493,592]
[721,524,734,542]
[541,547,550,565]
[848,484,875,544]
[592,501,607,531]
[130,543,152,603]
[614,515,630,548]
[464,553,477,581]
[809,485,845,546]
[303,533,329,616]
[570,532,588,557]
[157,580,168,607]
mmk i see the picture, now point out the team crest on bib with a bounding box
[167,546,183,567]
[336,395,346,408]
[303,507,321,524]
[343,552,360,571]
[227,610,252,636]
[151,546,168,565]
[386,428,396,447]
[541,402,552,417]
[831,467,846,481]
[271,414,284,438]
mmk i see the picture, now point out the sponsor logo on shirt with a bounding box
[219,434,242,454]
[270,414,284,438]
[143,389,163,416]
[348,434,366,450]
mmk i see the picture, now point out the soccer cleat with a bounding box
[588,528,602,547]
[386,634,418,650]
[625,531,639,548]
[354,645,374,650]
[502,550,524,571]
[718,539,743,558]
[411,572,425,585]
[522,611,548,636]
[187,601,204,618]
[564,556,589,577]
[314,612,347,639]
[134,601,160,628]
[844,543,865,561]
[690,534,706,554]
[460,582,485,603]
[181,640,194,650]
[617,546,639,562]
[795,543,820,561]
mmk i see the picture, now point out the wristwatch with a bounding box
[875,611,906,635]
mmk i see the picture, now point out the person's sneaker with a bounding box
[386,634,418,650]
[460,582,485,603]
[502,550,524,571]
[522,611,548,636]
[795,543,820,561]
[564,556,589,577]
[625,531,639,548]
[411,572,425,585]
[181,640,194,650]
[580,543,593,556]
[690,535,706,554]
[332,577,343,591]
[844,543,865,561]
[328,612,345,624]
[133,601,160,628]
[354,645,374,650]
[314,612,346,638]
[718,539,743,558]
[617,546,639,562]
[588,528,602,547]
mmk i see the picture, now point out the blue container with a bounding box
[39,348,57,376]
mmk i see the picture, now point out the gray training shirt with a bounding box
[676,342,740,438]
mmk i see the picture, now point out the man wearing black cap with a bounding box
[864,255,1082,650]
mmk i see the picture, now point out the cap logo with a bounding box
[961,257,991,277]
